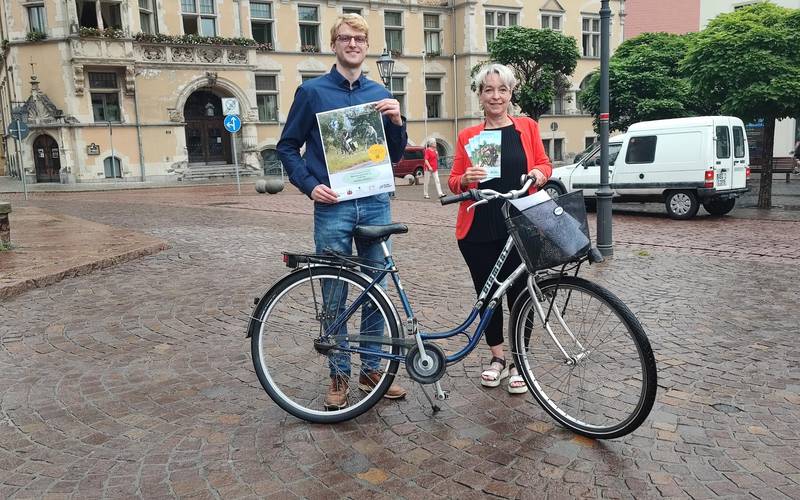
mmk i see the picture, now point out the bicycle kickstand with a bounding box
[417,381,449,413]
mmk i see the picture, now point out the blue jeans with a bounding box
[314,193,391,377]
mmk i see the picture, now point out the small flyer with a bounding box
[317,102,395,201]
[467,130,502,183]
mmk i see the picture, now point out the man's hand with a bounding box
[374,99,403,126]
[530,169,547,188]
[311,184,339,203]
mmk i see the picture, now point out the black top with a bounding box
[464,124,528,242]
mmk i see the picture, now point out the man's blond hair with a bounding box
[330,13,369,45]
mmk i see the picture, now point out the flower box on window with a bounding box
[26,31,47,42]
[301,44,320,53]
[256,43,274,52]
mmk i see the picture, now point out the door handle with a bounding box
[639,173,644,179]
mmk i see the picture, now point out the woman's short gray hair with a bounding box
[474,63,517,94]
[427,137,437,147]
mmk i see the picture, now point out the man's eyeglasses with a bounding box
[335,34,368,45]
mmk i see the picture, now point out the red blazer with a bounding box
[448,115,552,240]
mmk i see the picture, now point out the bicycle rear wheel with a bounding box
[249,266,402,423]
[510,275,657,439]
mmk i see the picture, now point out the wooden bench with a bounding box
[749,157,796,182]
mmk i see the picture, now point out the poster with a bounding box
[317,102,395,201]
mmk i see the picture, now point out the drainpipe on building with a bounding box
[132,74,145,181]
[422,50,428,143]
[452,2,458,149]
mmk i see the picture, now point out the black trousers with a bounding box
[457,238,526,347]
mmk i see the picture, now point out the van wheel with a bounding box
[543,183,564,199]
[414,168,424,185]
[665,190,699,220]
[703,197,736,216]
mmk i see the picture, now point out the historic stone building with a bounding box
[0,0,624,183]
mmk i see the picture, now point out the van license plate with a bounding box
[717,171,727,184]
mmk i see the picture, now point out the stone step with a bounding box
[183,164,259,180]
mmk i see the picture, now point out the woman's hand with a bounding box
[530,169,547,188]
[461,166,488,187]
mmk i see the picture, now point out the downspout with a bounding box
[452,1,458,148]
[132,72,145,181]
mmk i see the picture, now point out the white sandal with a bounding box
[481,357,509,387]
[507,363,528,394]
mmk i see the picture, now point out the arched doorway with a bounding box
[184,90,231,164]
[33,134,61,182]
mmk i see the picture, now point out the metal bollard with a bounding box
[0,202,11,245]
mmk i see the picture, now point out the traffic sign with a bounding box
[223,115,241,133]
[221,98,240,116]
[8,119,29,140]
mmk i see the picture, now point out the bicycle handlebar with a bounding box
[440,175,535,207]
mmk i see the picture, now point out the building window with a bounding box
[250,1,273,47]
[256,75,278,122]
[582,17,600,58]
[139,0,158,34]
[342,6,361,15]
[301,73,323,83]
[553,138,564,161]
[550,92,566,115]
[585,136,598,149]
[104,156,122,178]
[485,10,518,49]
[77,0,123,30]
[423,14,441,56]
[425,77,441,119]
[28,5,46,34]
[298,5,320,52]
[181,0,216,36]
[390,76,405,116]
[541,13,562,31]
[385,11,403,57]
[89,71,121,122]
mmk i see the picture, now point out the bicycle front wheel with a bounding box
[250,266,402,423]
[510,276,657,439]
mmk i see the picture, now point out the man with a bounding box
[423,137,445,199]
[277,14,408,410]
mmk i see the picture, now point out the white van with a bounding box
[545,116,750,219]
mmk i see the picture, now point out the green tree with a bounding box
[682,2,800,208]
[480,26,579,120]
[578,32,710,132]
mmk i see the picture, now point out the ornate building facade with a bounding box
[0,0,624,183]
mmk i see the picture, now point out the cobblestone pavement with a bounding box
[1,181,799,499]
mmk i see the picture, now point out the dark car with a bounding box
[392,146,426,185]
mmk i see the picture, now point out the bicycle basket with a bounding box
[504,190,591,273]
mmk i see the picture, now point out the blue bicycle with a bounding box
[248,176,657,439]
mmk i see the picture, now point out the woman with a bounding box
[423,137,445,199]
[448,63,552,394]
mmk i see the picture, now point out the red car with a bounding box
[392,146,426,185]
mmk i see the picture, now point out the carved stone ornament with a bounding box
[168,108,184,122]
[171,46,194,62]
[142,45,166,61]
[125,66,135,96]
[198,47,222,63]
[227,48,247,64]
[74,65,85,96]
[206,71,218,87]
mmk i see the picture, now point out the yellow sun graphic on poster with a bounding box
[368,144,386,162]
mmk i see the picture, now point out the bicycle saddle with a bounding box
[353,223,409,242]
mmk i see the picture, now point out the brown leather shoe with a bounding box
[358,371,407,399]
[324,376,349,410]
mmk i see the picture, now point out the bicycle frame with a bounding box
[317,235,530,365]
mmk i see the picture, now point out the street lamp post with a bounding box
[376,48,395,92]
[596,0,614,256]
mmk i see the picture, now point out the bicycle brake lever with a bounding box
[466,199,488,212]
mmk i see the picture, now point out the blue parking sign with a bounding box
[223,115,241,133]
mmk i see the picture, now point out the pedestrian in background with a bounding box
[448,63,552,394]
[793,138,800,175]
[276,13,408,410]
[423,137,445,199]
